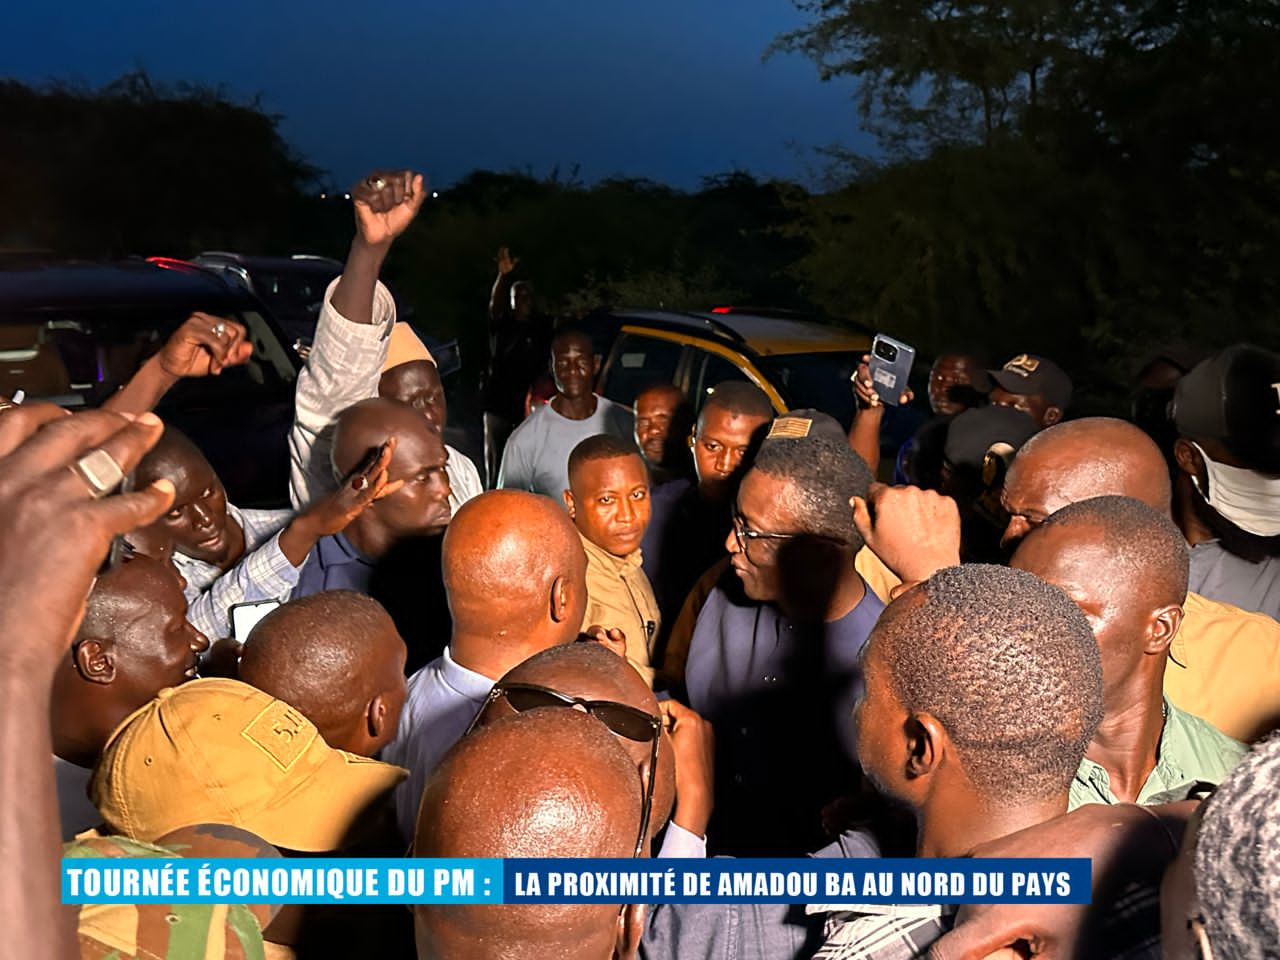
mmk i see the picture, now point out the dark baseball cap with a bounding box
[943,404,1039,471]
[1171,343,1280,474]
[989,354,1073,410]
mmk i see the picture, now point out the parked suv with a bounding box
[188,252,344,345]
[0,259,301,507]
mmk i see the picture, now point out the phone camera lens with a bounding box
[875,342,898,362]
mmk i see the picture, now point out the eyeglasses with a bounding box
[466,681,661,858]
[731,510,800,558]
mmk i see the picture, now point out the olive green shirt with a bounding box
[1069,699,1247,809]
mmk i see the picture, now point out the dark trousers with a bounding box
[482,411,513,489]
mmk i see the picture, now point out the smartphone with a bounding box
[230,599,282,643]
[867,334,917,407]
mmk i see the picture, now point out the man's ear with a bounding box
[366,693,389,740]
[1173,438,1201,479]
[1146,604,1184,656]
[563,489,576,519]
[74,638,116,685]
[615,903,646,960]
[592,355,602,378]
[1043,405,1064,427]
[550,575,570,623]
[905,713,943,781]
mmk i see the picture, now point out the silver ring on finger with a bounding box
[213,321,226,337]
[69,448,126,500]
[369,177,387,191]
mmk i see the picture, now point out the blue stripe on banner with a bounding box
[503,859,1091,905]
[62,858,505,904]
[62,858,1091,906]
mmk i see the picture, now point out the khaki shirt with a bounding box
[1165,591,1280,742]
[579,533,661,686]
[1070,699,1246,808]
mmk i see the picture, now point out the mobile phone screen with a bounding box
[230,600,282,643]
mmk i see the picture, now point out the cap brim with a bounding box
[240,751,406,853]
[987,370,1037,396]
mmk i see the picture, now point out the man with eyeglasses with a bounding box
[684,426,883,856]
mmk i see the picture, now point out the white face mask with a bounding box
[1191,442,1280,537]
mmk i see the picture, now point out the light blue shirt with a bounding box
[497,396,634,500]
[381,644,709,858]
[1189,540,1280,622]
[382,647,493,844]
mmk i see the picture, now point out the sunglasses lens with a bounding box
[590,704,656,742]
[502,687,566,714]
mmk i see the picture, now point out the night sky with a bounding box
[2,0,874,190]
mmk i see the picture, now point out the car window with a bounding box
[694,351,754,410]
[0,306,295,409]
[601,333,685,409]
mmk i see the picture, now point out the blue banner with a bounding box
[63,857,1090,906]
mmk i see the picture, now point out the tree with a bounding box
[778,0,1280,408]
[0,71,320,256]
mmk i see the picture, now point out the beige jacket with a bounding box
[579,533,661,687]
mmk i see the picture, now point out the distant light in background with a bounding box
[431,191,439,199]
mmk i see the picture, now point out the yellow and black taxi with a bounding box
[589,306,874,427]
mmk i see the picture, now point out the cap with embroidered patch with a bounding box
[91,678,406,853]
[764,409,847,447]
[988,354,1073,410]
[1171,343,1280,474]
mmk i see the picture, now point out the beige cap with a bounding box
[91,678,406,852]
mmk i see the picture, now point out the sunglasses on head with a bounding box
[468,681,661,859]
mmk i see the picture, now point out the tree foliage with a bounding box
[0,71,321,256]
[778,0,1280,408]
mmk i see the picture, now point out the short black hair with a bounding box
[1194,733,1280,958]
[567,434,643,486]
[701,381,773,422]
[875,564,1103,804]
[550,325,593,354]
[752,436,872,549]
[1042,495,1190,606]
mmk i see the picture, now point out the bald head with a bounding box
[414,709,643,960]
[134,425,209,488]
[331,398,452,540]
[332,397,440,479]
[443,491,587,673]
[483,643,675,837]
[238,592,408,756]
[53,556,208,766]
[1001,417,1173,546]
[1012,496,1189,702]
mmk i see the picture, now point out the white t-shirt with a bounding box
[496,397,634,500]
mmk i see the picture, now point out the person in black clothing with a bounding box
[482,246,554,487]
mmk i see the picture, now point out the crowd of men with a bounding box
[4,167,1280,959]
